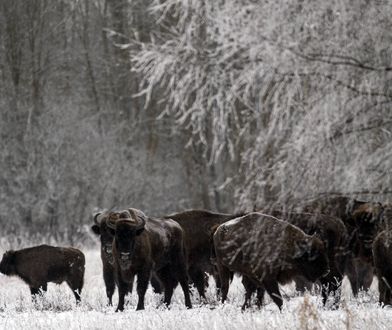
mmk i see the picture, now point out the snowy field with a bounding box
[0,248,391,330]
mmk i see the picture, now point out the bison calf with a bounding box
[213,212,330,310]
[0,245,85,303]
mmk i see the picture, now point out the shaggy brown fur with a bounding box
[373,230,392,306]
[164,210,244,299]
[108,208,192,311]
[243,210,347,308]
[213,212,329,310]
[0,245,85,303]
[300,196,383,296]
[91,211,133,305]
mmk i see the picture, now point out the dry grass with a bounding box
[0,248,391,329]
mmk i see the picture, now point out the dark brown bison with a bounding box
[252,210,347,307]
[373,230,392,306]
[107,208,192,311]
[299,196,383,295]
[0,245,85,302]
[300,196,383,257]
[164,210,243,299]
[91,211,133,305]
[213,212,330,310]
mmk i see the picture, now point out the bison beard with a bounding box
[0,245,85,303]
[213,213,330,310]
[108,208,192,311]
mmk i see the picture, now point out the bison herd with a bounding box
[1,195,392,311]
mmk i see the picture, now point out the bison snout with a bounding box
[322,268,330,277]
[363,239,373,247]
[120,252,131,260]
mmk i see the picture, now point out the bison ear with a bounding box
[91,225,100,235]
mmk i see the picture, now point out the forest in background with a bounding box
[1,0,392,240]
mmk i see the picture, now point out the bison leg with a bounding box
[151,273,162,294]
[188,266,207,300]
[30,285,47,303]
[163,284,175,307]
[295,276,312,293]
[115,274,134,312]
[256,287,265,308]
[66,274,84,304]
[179,277,192,309]
[378,277,388,306]
[103,265,116,306]
[213,272,221,298]
[30,284,47,296]
[320,271,343,308]
[30,287,41,298]
[379,276,392,306]
[357,262,373,292]
[73,289,82,303]
[172,248,192,309]
[215,270,233,299]
[242,276,257,310]
[66,280,83,303]
[135,270,150,311]
[241,276,265,310]
[115,277,130,312]
[345,257,359,297]
[385,282,392,305]
[346,258,373,296]
[156,266,177,308]
[41,283,47,292]
[217,264,232,303]
[264,280,283,310]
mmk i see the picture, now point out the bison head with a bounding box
[293,235,330,282]
[0,251,16,275]
[352,202,384,261]
[91,211,115,265]
[106,208,146,269]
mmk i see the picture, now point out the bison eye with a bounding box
[308,251,319,261]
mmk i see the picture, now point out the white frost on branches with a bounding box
[130,0,392,209]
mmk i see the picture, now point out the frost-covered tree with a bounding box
[0,0,191,236]
[130,0,392,210]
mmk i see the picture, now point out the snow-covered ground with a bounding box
[0,249,391,330]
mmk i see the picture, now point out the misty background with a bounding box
[0,0,391,241]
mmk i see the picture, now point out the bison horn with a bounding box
[93,209,108,225]
[136,215,146,230]
[128,208,147,230]
[93,212,101,225]
[106,216,117,230]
